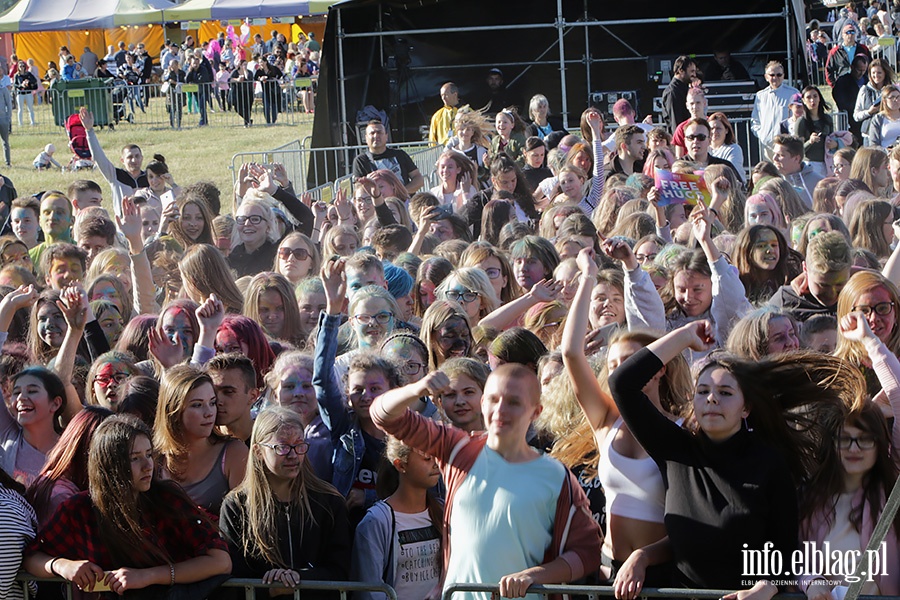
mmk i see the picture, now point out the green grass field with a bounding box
[6,104,313,216]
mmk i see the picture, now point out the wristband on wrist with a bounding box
[49,557,62,577]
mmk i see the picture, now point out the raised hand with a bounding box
[575,246,599,277]
[116,196,143,248]
[148,326,184,368]
[586,110,603,134]
[78,107,94,130]
[196,293,225,331]
[356,176,380,199]
[1,283,38,312]
[679,320,716,352]
[601,235,638,270]
[418,371,451,398]
[334,186,353,222]
[321,257,347,313]
[839,311,877,343]
[272,162,290,188]
[690,201,713,243]
[57,285,90,330]
[529,278,563,302]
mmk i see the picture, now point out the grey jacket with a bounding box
[351,501,401,600]
[624,257,752,361]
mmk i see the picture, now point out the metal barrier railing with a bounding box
[230,141,436,198]
[16,79,315,134]
[441,583,890,600]
[16,574,398,600]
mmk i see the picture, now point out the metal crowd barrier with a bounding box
[230,141,437,200]
[441,583,891,600]
[16,574,398,600]
[16,80,315,134]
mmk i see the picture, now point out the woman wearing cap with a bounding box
[855,58,895,145]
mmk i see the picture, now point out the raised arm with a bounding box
[313,258,352,439]
[55,286,90,422]
[561,247,617,430]
[371,371,450,423]
[610,321,714,460]
[478,278,564,330]
[840,312,900,447]
[79,108,116,188]
[117,197,157,314]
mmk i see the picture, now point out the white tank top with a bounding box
[597,418,666,523]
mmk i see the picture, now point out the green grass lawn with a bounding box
[6,102,313,216]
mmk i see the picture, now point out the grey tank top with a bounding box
[182,442,230,515]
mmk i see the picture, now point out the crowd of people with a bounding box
[4,10,900,598]
[1,28,320,131]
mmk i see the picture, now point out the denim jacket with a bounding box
[312,312,371,502]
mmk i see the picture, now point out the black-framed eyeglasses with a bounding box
[635,253,658,263]
[851,302,894,317]
[685,134,708,141]
[444,289,479,303]
[404,361,424,376]
[278,247,310,261]
[94,372,129,386]
[236,215,265,226]
[355,196,373,205]
[259,442,310,456]
[837,435,876,450]
[353,311,394,325]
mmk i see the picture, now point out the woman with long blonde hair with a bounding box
[243,272,304,346]
[179,243,244,314]
[219,407,350,592]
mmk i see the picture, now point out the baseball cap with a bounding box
[789,93,803,106]
[843,22,858,34]
[488,68,503,77]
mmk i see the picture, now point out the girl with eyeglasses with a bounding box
[799,312,900,599]
[267,352,333,482]
[460,241,521,304]
[836,271,900,396]
[220,407,350,595]
[85,351,138,411]
[434,267,499,326]
[274,231,320,286]
[154,364,249,516]
[315,258,405,523]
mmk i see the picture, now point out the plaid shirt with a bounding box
[25,488,226,569]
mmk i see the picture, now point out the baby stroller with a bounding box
[110,79,132,125]
[65,113,94,170]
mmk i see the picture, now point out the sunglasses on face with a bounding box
[236,215,265,226]
[278,247,310,261]
[685,134,708,141]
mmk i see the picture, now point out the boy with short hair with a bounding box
[40,243,87,290]
[371,363,601,598]
[67,179,103,215]
[206,353,258,445]
[10,196,40,249]
[769,231,852,321]
[74,214,116,267]
[344,252,387,298]
[29,192,74,270]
